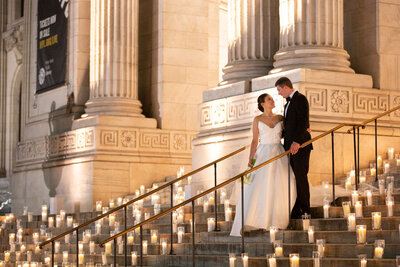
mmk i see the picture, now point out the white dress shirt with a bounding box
[284,90,296,117]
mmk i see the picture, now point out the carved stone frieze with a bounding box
[331,90,350,113]
[306,88,327,112]
[16,127,196,166]
[3,24,24,64]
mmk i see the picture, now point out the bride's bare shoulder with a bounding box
[275,114,284,121]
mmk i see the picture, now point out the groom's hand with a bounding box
[290,142,300,155]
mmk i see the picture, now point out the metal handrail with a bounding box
[39,145,248,249]
[99,122,362,246]
[347,105,400,133]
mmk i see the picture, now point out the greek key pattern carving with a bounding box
[227,96,257,124]
[140,132,170,149]
[100,130,118,146]
[306,88,327,112]
[392,95,400,117]
[353,93,389,114]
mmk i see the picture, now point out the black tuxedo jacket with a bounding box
[283,91,313,151]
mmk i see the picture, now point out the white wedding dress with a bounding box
[230,121,297,236]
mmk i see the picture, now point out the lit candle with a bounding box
[83,230,91,243]
[229,253,236,267]
[151,194,160,205]
[127,234,134,245]
[274,241,283,257]
[9,233,15,244]
[241,253,248,267]
[118,243,124,255]
[140,185,145,195]
[323,204,329,219]
[63,251,69,263]
[187,175,192,184]
[290,254,300,267]
[342,202,351,218]
[372,212,381,230]
[42,205,48,213]
[203,201,209,213]
[105,242,112,255]
[177,227,184,244]
[117,197,123,206]
[374,247,384,259]
[55,241,60,253]
[35,245,41,254]
[360,257,367,267]
[302,214,310,231]
[387,198,394,217]
[109,199,115,209]
[225,208,232,222]
[78,253,84,265]
[384,163,390,174]
[387,176,394,196]
[23,263,29,267]
[151,230,158,244]
[33,232,39,243]
[142,240,148,255]
[356,225,366,244]
[161,240,168,255]
[67,216,73,227]
[397,158,400,166]
[379,179,385,195]
[102,252,107,265]
[27,250,32,262]
[370,167,376,176]
[109,214,115,227]
[269,227,277,243]
[56,215,62,228]
[60,210,66,221]
[377,156,383,168]
[308,226,315,243]
[355,201,363,218]
[351,191,359,206]
[177,213,184,224]
[90,241,95,254]
[359,175,366,184]
[16,251,21,262]
[79,242,84,253]
[44,256,51,265]
[96,222,101,235]
[28,212,33,222]
[345,178,352,191]
[154,204,161,215]
[220,190,226,203]
[207,218,215,232]
[366,190,373,206]
[131,251,137,266]
[65,234,70,244]
[348,213,356,231]
[4,251,10,262]
[42,211,47,222]
[388,148,394,160]
[96,201,102,212]
[135,211,141,224]
[267,254,276,267]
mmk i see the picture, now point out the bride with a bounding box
[230,93,297,236]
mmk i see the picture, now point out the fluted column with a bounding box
[85,0,144,117]
[221,0,279,84]
[271,0,354,73]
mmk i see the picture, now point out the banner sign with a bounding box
[36,0,69,92]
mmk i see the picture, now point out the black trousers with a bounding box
[290,145,312,219]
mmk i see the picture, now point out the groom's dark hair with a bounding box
[275,77,293,89]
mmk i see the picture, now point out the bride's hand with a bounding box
[307,128,311,133]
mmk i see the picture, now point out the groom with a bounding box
[276,77,313,219]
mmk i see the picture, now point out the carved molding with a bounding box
[16,127,196,165]
[3,24,23,64]
[199,86,400,132]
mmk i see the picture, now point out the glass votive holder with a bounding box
[151,229,158,244]
[351,191,359,206]
[372,212,381,230]
[386,176,394,196]
[342,201,351,218]
[356,225,367,244]
[207,218,215,232]
[386,196,394,217]
[323,203,330,219]
[347,213,356,231]
[241,253,248,267]
[312,251,321,267]
[289,253,300,267]
[359,171,366,183]
[229,253,236,267]
[142,240,148,255]
[127,232,134,245]
[269,226,278,243]
[63,251,69,263]
[374,240,385,259]
[396,255,400,267]
[355,201,363,218]
[266,253,276,267]
[274,240,283,257]
[378,179,385,195]
[359,254,367,267]
[316,239,325,257]
[131,251,137,266]
[301,213,311,231]
[160,238,168,255]
[177,226,185,244]
[365,190,373,206]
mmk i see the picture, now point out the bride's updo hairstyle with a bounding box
[257,93,269,112]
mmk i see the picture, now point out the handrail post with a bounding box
[140,226,143,267]
[114,238,117,267]
[357,127,360,188]
[51,240,55,267]
[331,132,335,205]
[124,206,127,267]
[375,119,378,182]
[169,184,174,255]
[191,200,196,267]
[75,229,79,267]
[241,176,245,254]
[214,163,219,231]
[353,126,358,190]
[288,153,291,221]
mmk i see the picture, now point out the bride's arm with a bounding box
[248,118,259,166]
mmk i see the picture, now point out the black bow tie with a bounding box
[286,97,291,102]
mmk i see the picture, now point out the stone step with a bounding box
[310,205,400,219]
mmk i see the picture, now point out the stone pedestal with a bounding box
[221,0,279,84]
[272,0,354,73]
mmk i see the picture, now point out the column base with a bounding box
[85,98,145,117]
[271,46,355,74]
[221,59,273,85]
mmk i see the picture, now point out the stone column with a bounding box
[85,0,144,117]
[221,0,279,84]
[272,0,354,73]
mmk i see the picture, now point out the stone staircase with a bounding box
[1,156,400,266]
